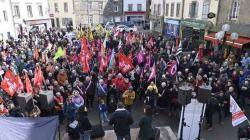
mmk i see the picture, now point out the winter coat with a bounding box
[96,83,107,97]
[109,108,134,136]
[122,90,135,106]
[138,116,154,140]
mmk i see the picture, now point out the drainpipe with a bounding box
[162,0,166,35]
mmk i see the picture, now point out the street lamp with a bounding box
[215,24,238,57]
[222,24,230,32]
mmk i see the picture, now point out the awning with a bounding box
[205,32,250,49]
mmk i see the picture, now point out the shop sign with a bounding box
[181,19,207,29]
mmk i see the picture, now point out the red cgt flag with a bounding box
[118,53,134,74]
[25,73,33,94]
[1,70,18,96]
[15,75,24,91]
[34,66,44,88]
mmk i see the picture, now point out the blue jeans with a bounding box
[116,133,131,140]
[100,111,109,122]
[80,131,91,140]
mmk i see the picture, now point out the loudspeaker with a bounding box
[39,90,55,109]
[197,85,212,104]
[16,93,34,111]
[178,86,192,105]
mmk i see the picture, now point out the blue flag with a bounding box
[109,49,115,69]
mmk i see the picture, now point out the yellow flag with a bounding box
[53,47,64,60]
[89,30,94,41]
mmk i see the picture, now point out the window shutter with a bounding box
[195,2,199,18]
[189,3,192,17]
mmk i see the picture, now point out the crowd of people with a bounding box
[0,25,249,140]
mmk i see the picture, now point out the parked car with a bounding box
[125,25,138,32]
[116,25,128,32]
[105,22,115,30]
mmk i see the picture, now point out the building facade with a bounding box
[123,0,147,22]
[149,0,164,34]
[181,0,219,48]
[204,0,250,50]
[0,0,52,40]
[103,0,123,23]
[48,0,75,29]
[163,0,183,38]
[0,0,15,40]
[216,0,250,37]
[73,0,103,26]
[11,0,52,35]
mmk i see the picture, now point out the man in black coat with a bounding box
[109,102,134,140]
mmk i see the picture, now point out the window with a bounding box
[230,1,240,20]
[189,1,198,18]
[88,2,92,9]
[98,2,103,10]
[128,4,133,11]
[13,5,20,18]
[137,4,142,11]
[153,4,157,15]
[165,3,169,16]
[62,18,72,26]
[27,5,33,18]
[38,5,43,16]
[170,3,174,17]
[3,10,8,21]
[64,2,68,12]
[176,3,181,17]
[158,4,161,16]
[202,2,210,19]
[88,15,93,24]
[113,5,119,12]
[54,3,59,12]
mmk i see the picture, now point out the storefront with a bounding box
[205,32,250,55]
[124,11,146,22]
[25,18,52,32]
[150,15,163,34]
[164,18,180,39]
[180,19,208,50]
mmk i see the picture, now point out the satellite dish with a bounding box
[207,12,216,19]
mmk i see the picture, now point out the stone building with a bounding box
[103,0,123,23]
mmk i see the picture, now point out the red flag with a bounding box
[99,55,107,74]
[33,47,39,60]
[34,66,44,87]
[148,63,156,82]
[25,73,33,94]
[15,75,24,91]
[167,60,177,76]
[118,53,134,74]
[0,70,18,96]
[81,36,91,60]
[198,44,204,62]
[82,56,90,72]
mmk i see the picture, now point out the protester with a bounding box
[122,86,135,112]
[138,105,154,140]
[77,106,92,140]
[99,99,109,124]
[109,102,134,140]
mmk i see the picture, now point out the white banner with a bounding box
[230,95,248,127]
[177,99,205,140]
